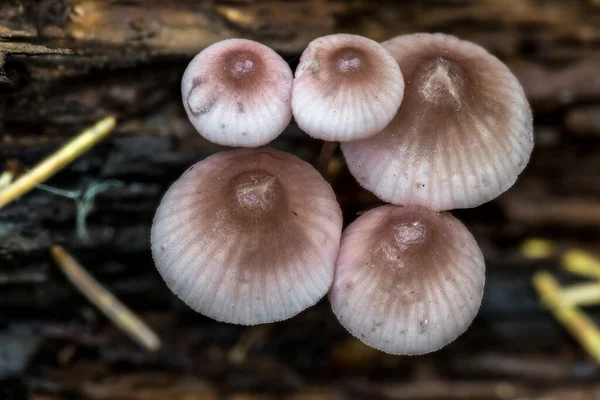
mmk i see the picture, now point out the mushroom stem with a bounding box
[50,244,161,352]
[317,141,338,176]
[532,271,600,363]
[228,325,271,365]
[0,116,117,209]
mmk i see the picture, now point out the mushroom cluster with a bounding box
[152,34,533,355]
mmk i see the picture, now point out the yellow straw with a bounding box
[50,245,161,352]
[0,116,116,209]
[520,238,555,259]
[560,282,600,307]
[563,249,600,280]
[533,271,600,363]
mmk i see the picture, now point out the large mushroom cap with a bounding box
[330,205,485,355]
[292,34,405,142]
[341,33,534,210]
[181,39,293,147]
[151,148,342,325]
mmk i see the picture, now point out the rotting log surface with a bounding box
[1,0,600,399]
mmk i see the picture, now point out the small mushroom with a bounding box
[181,39,293,147]
[292,34,405,142]
[151,148,343,325]
[330,205,485,355]
[341,33,534,210]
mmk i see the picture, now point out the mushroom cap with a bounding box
[341,33,534,210]
[151,148,343,325]
[181,39,293,147]
[292,34,405,142]
[330,205,485,355]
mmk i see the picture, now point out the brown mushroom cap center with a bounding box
[416,57,465,107]
[330,47,367,74]
[361,211,448,305]
[357,216,431,305]
[230,171,284,217]
[228,51,259,79]
[375,217,430,270]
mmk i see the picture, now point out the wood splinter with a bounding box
[0,42,72,84]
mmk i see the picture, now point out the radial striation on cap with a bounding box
[330,205,485,355]
[292,34,405,142]
[341,33,534,210]
[182,39,293,147]
[151,148,343,325]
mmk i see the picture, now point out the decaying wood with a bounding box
[566,106,600,136]
[0,0,599,398]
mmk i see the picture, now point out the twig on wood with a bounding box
[0,42,72,56]
[0,42,71,84]
[522,240,600,308]
[0,116,117,209]
[527,241,600,332]
[561,283,600,307]
[50,244,161,352]
[520,239,600,278]
[532,271,600,363]
[520,238,555,259]
[558,250,600,307]
[563,249,600,280]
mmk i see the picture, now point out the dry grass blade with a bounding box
[561,283,600,307]
[533,271,600,363]
[0,116,117,209]
[563,249,600,280]
[50,245,161,352]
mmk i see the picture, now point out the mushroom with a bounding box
[292,34,405,142]
[330,205,485,355]
[150,148,343,325]
[341,33,534,211]
[181,39,293,147]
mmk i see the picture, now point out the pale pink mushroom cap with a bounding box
[292,34,405,142]
[341,33,534,210]
[151,148,342,325]
[182,39,293,147]
[330,205,485,355]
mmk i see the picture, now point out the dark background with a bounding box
[0,1,599,399]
